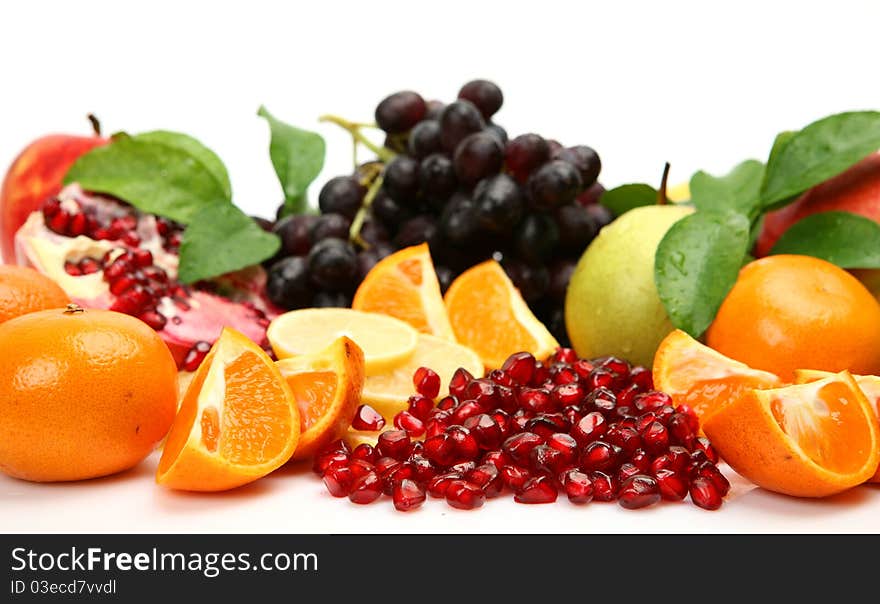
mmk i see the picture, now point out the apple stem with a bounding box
[87,114,102,137]
[657,162,671,205]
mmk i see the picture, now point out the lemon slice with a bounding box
[267,308,418,376]
[362,333,484,418]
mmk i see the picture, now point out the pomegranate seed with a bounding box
[547,433,578,461]
[166,231,183,248]
[375,456,401,476]
[667,446,691,473]
[68,212,87,236]
[468,464,503,497]
[376,430,411,460]
[436,395,458,411]
[650,454,674,476]
[581,441,618,472]
[517,388,554,413]
[641,421,670,454]
[351,444,378,464]
[42,197,62,218]
[562,470,593,503]
[616,463,642,484]
[572,359,594,379]
[630,366,653,390]
[589,471,619,502]
[553,348,577,364]
[425,411,451,439]
[351,404,386,431]
[448,368,473,398]
[633,391,673,412]
[654,469,688,501]
[142,265,168,283]
[381,463,416,495]
[121,232,141,247]
[313,451,349,475]
[501,465,531,490]
[529,445,566,475]
[348,472,382,504]
[64,261,82,276]
[348,459,376,480]
[530,362,551,386]
[502,432,544,465]
[138,309,167,331]
[463,414,503,450]
[394,411,425,437]
[407,395,434,421]
[109,286,150,314]
[182,341,212,372]
[571,411,607,446]
[413,366,441,399]
[676,404,701,431]
[47,210,71,234]
[466,379,499,409]
[617,383,641,407]
[668,413,695,446]
[78,257,101,274]
[586,367,616,391]
[552,382,585,407]
[322,465,353,497]
[562,405,581,425]
[447,425,479,461]
[132,248,153,267]
[549,364,579,386]
[600,356,630,377]
[690,477,723,510]
[406,454,436,483]
[691,461,731,496]
[451,400,482,424]
[584,387,617,413]
[515,475,558,504]
[630,448,652,473]
[618,475,661,509]
[393,479,426,511]
[449,462,477,477]
[445,480,485,510]
[525,414,566,440]
[110,275,138,295]
[423,433,457,467]
[693,437,720,464]
[427,472,464,498]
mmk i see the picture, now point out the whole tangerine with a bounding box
[706,255,880,381]
[0,264,69,324]
[0,305,178,482]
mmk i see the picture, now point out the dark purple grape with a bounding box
[307,239,357,291]
[313,291,351,308]
[359,219,389,246]
[439,100,486,152]
[310,213,351,241]
[555,145,601,188]
[383,156,420,202]
[375,91,426,134]
[505,134,550,184]
[453,132,503,187]
[473,174,524,233]
[514,213,559,264]
[545,306,570,348]
[485,123,508,145]
[458,79,504,120]
[318,176,365,220]
[435,265,455,294]
[408,120,443,159]
[586,204,615,229]
[419,153,458,200]
[370,191,410,227]
[546,139,563,156]
[425,100,445,120]
[356,249,381,281]
[503,259,550,302]
[440,194,480,245]
[577,182,606,206]
[394,215,438,249]
[548,258,577,302]
[273,214,317,256]
[251,216,274,232]
[527,160,583,210]
[556,204,598,253]
[267,256,312,310]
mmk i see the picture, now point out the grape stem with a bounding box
[349,175,384,249]
[657,162,671,205]
[319,114,396,163]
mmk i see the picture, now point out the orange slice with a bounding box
[703,371,880,497]
[444,260,558,369]
[352,243,456,341]
[266,308,418,376]
[653,329,782,423]
[794,369,880,483]
[362,333,484,419]
[156,328,299,491]
[276,336,365,461]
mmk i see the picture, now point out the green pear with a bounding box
[565,204,694,367]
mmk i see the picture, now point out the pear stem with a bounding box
[87,114,102,137]
[657,162,671,205]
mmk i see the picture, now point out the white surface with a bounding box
[1,0,880,533]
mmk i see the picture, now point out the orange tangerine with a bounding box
[702,371,880,497]
[157,328,299,491]
[444,260,558,369]
[352,243,455,340]
[653,329,782,423]
[0,264,69,324]
[276,337,365,461]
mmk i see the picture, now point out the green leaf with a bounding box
[258,105,325,215]
[64,132,230,224]
[600,184,657,216]
[135,130,232,200]
[655,210,751,338]
[178,204,281,283]
[769,211,880,268]
[689,159,764,217]
[761,111,880,209]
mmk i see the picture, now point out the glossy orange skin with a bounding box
[706,255,880,382]
[0,133,107,262]
[0,264,69,324]
[0,307,177,482]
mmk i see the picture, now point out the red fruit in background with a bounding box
[0,118,107,262]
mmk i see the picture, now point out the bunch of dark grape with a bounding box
[263,80,614,345]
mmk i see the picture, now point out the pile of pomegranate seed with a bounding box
[314,349,729,512]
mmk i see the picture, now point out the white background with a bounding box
[1,0,879,533]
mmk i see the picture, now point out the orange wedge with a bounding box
[444,260,558,369]
[703,371,880,497]
[276,337,365,461]
[653,329,782,423]
[794,369,880,483]
[352,243,456,341]
[157,328,299,491]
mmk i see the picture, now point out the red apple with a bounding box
[755,152,880,257]
[0,117,107,262]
